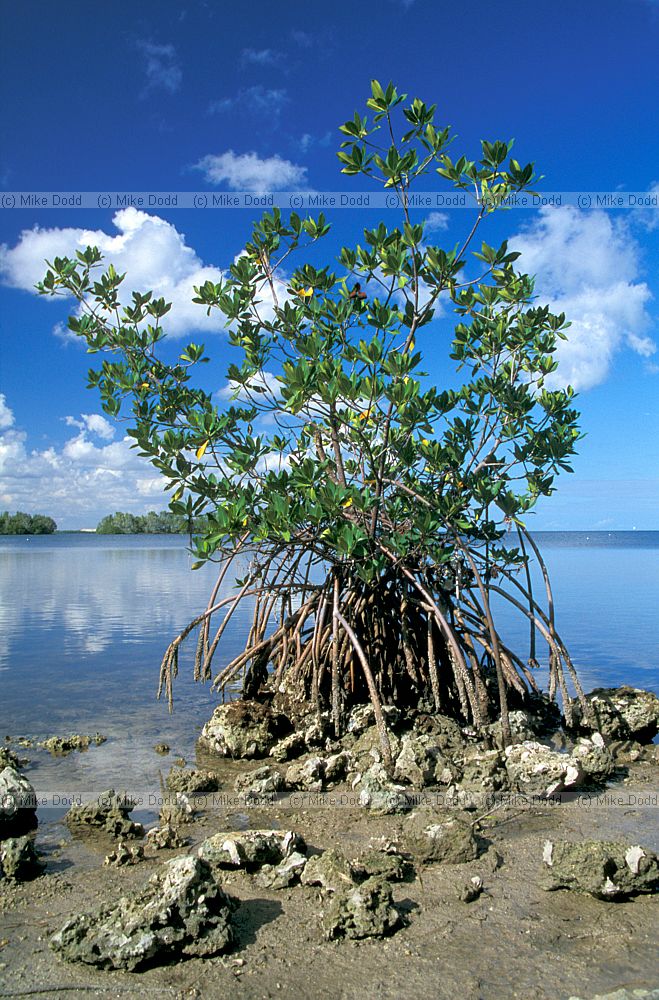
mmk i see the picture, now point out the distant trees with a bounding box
[95,510,207,534]
[0,511,57,534]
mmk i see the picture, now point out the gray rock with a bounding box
[269,732,307,762]
[301,849,357,892]
[234,765,285,799]
[356,763,412,814]
[154,743,170,755]
[199,699,290,759]
[285,756,326,792]
[0,747,22,771]
[103,842,144,867]
[65,789,144,839]
[458,747,508,793]
[39,733,106,755]
[50,855,236,970]
[322,876,403,940]
[346,704,400,736]
[486,710,538,748]
[504,742,584,797]
[324,751,352,785]
[166,767,220,794]
[394,734,443,788]
[542,839,659,898]
[568,990,659,1000]
[255,851,308,889]
[351,849,413,883]
[145,823,187,850]
[458,875,484,903]
[577,686,659,743]
[570,734,615,783]
[199,829,305,870]
[0,767,37,837]
[403,809,479,865]
[0,835,44,881]
[159,793,194,827]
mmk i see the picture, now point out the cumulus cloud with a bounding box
[424,211,449,233]
[0,207,231,337]
[298,131,332,153]
[136,40,182,95]
[510,206,655,390]
[208,86,289,119]
[0,394,14,430]
[194,150,307,192]
[0,397,165,527]
[240,48,285,68]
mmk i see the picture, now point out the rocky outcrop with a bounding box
[285,756,326,791]
[301,849,357,893]
[575,687,659,743]
[234,766,285,799]
[0,835,44,881]
[50,856,237,970]
[403,809,479,864]
[255,852,308,889]
[355,763,412,814]
[199,700,291,759]
[103,842,144,867]
[322,876,403,940]
[145,823,187,850]
[0,767,38,838]
[504,742,585,797]
[166,767,221,794]
[542,840,659,898]
[39,733,106,755]
[65,789,143,839]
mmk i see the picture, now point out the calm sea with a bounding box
[0,531,657,817]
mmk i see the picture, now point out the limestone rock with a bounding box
[322,876,403,940]
[198,829,305,870]
[324,751,352,785]
[504,742,584,797]
[356,763,412,814]
[166,767,220,794]
[159,793,194,827]
[0,835,44,881]
[577,686,659,743]
[153,743,170,755]
[145,823,187,850]
[570,734,615,783]
[285,756,326,792]
[394,734,444,788]
[403,809,479,865]
[234,766,285,799]
[255,851,308,889]
[542,839,659,899]
[0,767,37,837]
[301,849,357,893]
[39,733,106,755]
[269,731,307,762]
[50,855,236,970]
[199,699,290,759]
[0,747,22,771]
[65,789,143,839]
[103,842,144,867]
[352,849,413,883]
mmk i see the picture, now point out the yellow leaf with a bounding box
[139,382,150,389]
[358,408,372,421]
[342,498,353,509]
[421,438,430,446]
[196,440,210,460]
[172,486,184,501]
[296,287,313,299]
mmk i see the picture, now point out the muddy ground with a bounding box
[1,758,658,1000]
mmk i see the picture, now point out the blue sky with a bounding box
[0,0,657,529]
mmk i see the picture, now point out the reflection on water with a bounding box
[0,531,657,813]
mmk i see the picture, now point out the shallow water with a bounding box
[0,531,657,818]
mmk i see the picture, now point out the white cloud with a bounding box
[240,48,285,68]
[424,211,449,233]
[298,132,332,153]
[0,394,14,430]
[631,181,659,231]
[0,396,166,528]
[194,150,307,192]
[510,206,655,390]
[136,41,182,95]
[0,207,228,337]
[208,87,289,118]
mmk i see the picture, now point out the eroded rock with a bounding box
[199,700,290,759]
[39,733,106,755]
[542,839,659,899]
[198,829,305,870]
[352,849,413,883]
[322,876,403,940]
[0,767,38,837]
[234,766,285,799]
[571,734,615,784]
[255,851,308,889]
[285,756,326,792]
[301,849,356,893]
[504,742,584,797]
[356,763,412,814]
[0,835,44,881]
[50,856,236,970]
[576,686,659,743]
[403,809,479,865]
[145,823,187,850]
[166,767,221,795]
[159,793,195,827]
[65,789,143,839]
[103,842,144,867]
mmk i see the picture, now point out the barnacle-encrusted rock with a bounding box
[0,835,44,881]
[153,743,170,755]
[65,789,143,839]
[159,793,194,827]
[103,841,144,867]
[301,849,357,893]
[269,731,307,762]
[285,756,326,792]
[403,809,479,865]
[351,848,413,883]
[198,829,305,870]
[324,750,352,784]
[0,747,22,771]
[355,763,412,815]
[576,686,659,743]
[166,767,220,794]
[50,856,236,970]
[394,734,445,788]
[504,742,584,797]
[0,767,38,838]
[322,876,403,940]
[458,747,507,793]
[39,733,106,755]
[199,700,291,759]
[570,734,615,783]
[542,839,659,899]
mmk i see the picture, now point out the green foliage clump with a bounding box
[0,511,57,535]
[37,81,585,748]
[95,510,206,534]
